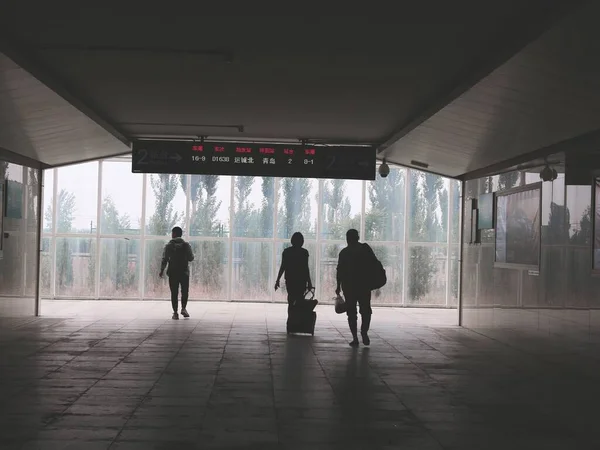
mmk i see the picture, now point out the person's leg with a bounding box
[358,290,373,345]
[180,274,190,316]
[168,275,179,319]
[345,292,359,346]
[286,282,304,316]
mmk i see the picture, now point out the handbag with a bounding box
[293,287,318,311]
[334,295,347,314]
[363,243,387,290]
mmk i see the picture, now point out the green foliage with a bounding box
[279,178,312,238]
[570,206,591,246]
[147,174,182,288]
[409,172,444,302]
[232,177,273,296]
[182,175,226,291]
[322,180,360,248]
[53,189,76,289]
[97,196,136,292]
[547,202,570,245]
[261,178,274,237]
[147,174,181,236]
[498,172,520,191]
[365,168,405,243]
[233,177,255,237]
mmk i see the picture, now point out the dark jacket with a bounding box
[281,246,310,283]
[337,242,376,291]
[161,237,194,276]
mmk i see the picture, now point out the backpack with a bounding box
[168,242,189,274]
[363,243,387,290]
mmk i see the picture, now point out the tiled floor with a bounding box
[0,301,598,449]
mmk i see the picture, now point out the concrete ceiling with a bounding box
[0,2,592,176]
[381,0,600,178]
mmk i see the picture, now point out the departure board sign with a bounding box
[131,140,376,180]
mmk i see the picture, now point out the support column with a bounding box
[458,180,465,327]
[35,168,44,316]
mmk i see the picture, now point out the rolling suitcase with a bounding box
[286,288,318,336]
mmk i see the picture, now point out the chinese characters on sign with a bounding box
[132,140,376,180]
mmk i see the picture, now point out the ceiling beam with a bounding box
[0,146,50,170]
[376,1,588,157]
[0,33,131,148]
[459,127,600,181]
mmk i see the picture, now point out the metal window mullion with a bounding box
[94,161,102,300]
[51,168,58,299]
[360,179,366,240]
[184,174,191,285]
[402,168,411,306]
[271,177,279,303]
[185,174,191,236]
[457,181,465,326]
[445,181,453,308]
[315,179,324,301]
[21,166,27,295]
[227,177,235,302]
[35,168,43,315]
[54,232,143,239]
[403,241,443,247]
[140,172,147,300]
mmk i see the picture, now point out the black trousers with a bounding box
[345,289,372,334]
[168,273,189,312]
[286,280,306,315]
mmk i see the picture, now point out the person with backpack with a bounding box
[336,229,385,347]
[159,226,195,320]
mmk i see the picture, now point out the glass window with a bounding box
[450,180,461,245]
[365,167,405,241]
[495,185,541,266]
[43,169,54,233]
[231,241,272,300]
[101,161,143,235]
[449,245,459,307]
[40,237,53,297]
[56,162,98,233]
[145,174,186,236]
[274,241,316,303]
[407,245,447,306]
[187,175,231,237]
[232,176,274,238]
[319,243,345,302]
[189,240,228,300]
[55,237,96,297]
[321,180,362,240]
[594,179,600,270]
[277,178,318,240]
[24,229,39,296]
[99,238,140,298]
[409,171,449,243]
[369,244,403,305]
[144,239,170,298]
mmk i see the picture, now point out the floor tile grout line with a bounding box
[17,316,131,418]
[40,314,175,429]
[363,331,449,449]
[182,302,237,445]
[107,308,208,448]
[265,304,283,446]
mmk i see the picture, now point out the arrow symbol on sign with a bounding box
[169,154,182,163]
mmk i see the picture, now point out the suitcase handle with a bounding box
[304,287,315,300]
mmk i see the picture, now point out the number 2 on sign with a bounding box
[288,158,292,164]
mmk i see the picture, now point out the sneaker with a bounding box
[361,332,370,346]
[181,308,189,318]
[172,312,179,320]
[349,338,360,347]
